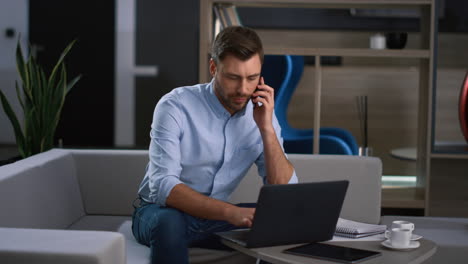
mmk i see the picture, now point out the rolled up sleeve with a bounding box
[146,96,184,206]
[256,113,298,184]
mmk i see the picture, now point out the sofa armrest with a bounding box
[0,228,125,264]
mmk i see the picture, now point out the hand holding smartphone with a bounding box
[251,76,264,106]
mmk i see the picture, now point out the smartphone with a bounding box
[251,77,263,105]
[283,243,382,264]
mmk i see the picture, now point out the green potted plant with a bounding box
[0,40,81,159]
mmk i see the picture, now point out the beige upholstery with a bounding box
[0,149,383,264]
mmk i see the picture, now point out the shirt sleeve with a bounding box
[255,113,298,184]
[146,95,184,206]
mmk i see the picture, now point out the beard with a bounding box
[214,78,252,114]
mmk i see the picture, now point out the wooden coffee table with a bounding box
[222,238,437,264]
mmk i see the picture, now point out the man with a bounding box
[132,26,297,264]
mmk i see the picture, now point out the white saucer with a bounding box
[385,233,423,241]
[381,240,420,250]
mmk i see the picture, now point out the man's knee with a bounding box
[151,207,187,241]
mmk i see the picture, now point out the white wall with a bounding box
[0,0,28,144]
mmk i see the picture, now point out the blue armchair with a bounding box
[261,55,358,155]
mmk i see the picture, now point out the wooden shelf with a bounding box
[200,0,437,214]
[431,142,468,157]
[207,29,431,58]
[251,29,432,58]
[264,47,430,58]
[382,186,425,209]
[211,0,432,9]
[431,153,468,159]
[204,44,429,58]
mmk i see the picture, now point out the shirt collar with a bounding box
[205,79,249,118]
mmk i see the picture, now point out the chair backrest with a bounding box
[262,55,359,155]
[320,128,359,155]
[284,135,353,155]
[262,54,305,138]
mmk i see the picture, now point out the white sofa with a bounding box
[0,149,382,264]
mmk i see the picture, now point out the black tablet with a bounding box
[283,243,382,263]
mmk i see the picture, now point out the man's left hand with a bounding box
[252,77,275,133]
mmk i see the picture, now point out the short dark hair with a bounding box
[211,26,264,64]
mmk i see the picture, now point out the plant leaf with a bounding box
[15,40,29,89]
[26,105,41,155]
[27,57,36,106]
[8,38,80,157]
[50,70,65,120]
[48,39,77,85]
[24,106,38,156]
[15,81,25,111]
[0,89,26,158]
[51,65,68,134]
[66,74,81,94]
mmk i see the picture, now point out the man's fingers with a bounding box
[242,218,253,227]
[252,96,268,106]
[253,90,271,99]
[256,85,274,94]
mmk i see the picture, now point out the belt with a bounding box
[132,196,150,209]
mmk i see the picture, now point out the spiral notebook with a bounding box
[335,218,387,238]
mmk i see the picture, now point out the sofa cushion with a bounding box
[0,149,84,229]
[68,215,132,231]
[70,149,148,216]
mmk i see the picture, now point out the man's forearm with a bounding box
[261,128,294,184]
[166,183,235,221]
[166,183,256,228]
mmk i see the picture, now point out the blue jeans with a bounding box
[132,199,256,264]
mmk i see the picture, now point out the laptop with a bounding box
[216,180,349,248]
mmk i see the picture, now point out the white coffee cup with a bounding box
[385,228,412,247]
[392,220,415,232]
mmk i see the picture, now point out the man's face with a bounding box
[210,54,262,115]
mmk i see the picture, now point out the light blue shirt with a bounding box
[138,80,297,206]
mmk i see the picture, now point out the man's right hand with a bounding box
[224,206,256,227]
[167,184,256,227]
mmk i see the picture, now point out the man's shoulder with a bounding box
[161,83,207,103]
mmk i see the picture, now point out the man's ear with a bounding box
[209,58,217,77]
